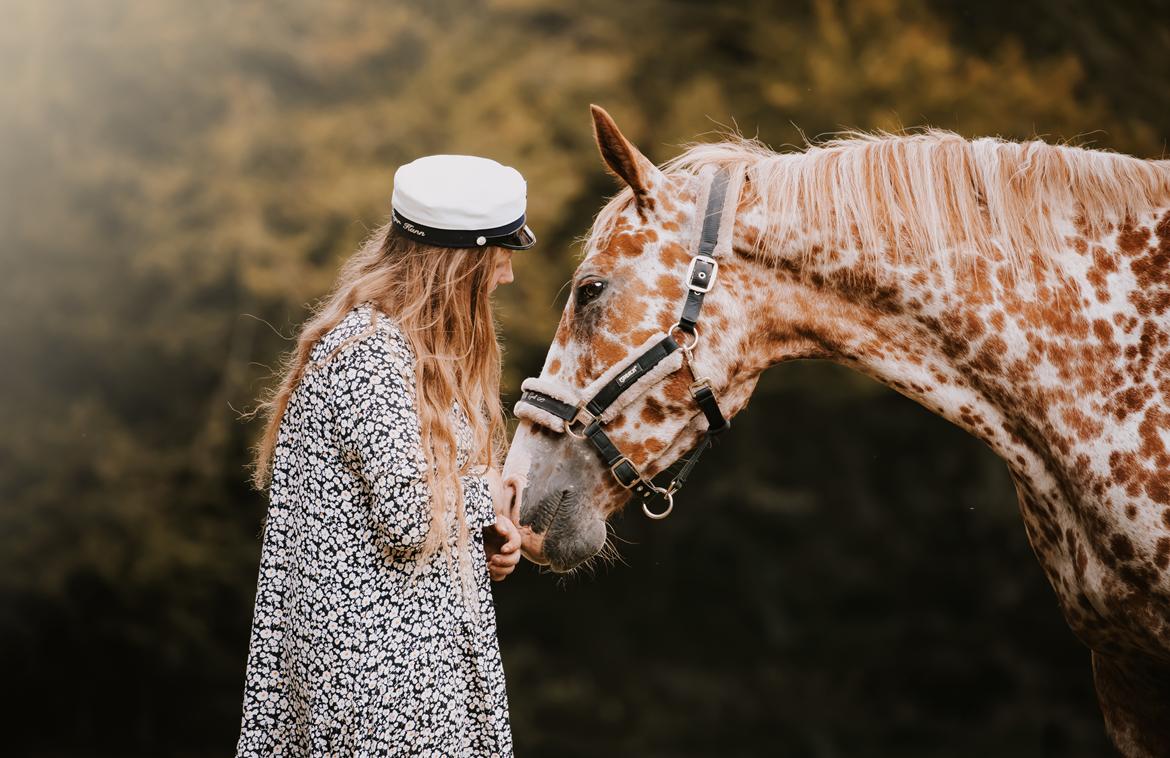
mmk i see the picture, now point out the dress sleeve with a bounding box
[460,473,497,532]
[331,332,439,552]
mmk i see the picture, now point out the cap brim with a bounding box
[493,224,536,250]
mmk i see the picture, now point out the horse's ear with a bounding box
[590,104,660,205]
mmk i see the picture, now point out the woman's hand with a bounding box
[484,515,521,582]
[484,467,508,516]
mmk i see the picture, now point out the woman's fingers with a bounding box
[493,516,521,554]
[490,549,521,567]
[485,516,522,581]
[489,549,520,581]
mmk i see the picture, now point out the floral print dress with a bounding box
[236,304,513,757]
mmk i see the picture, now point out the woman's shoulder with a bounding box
[311,303,414,388]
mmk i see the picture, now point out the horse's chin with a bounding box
[547,553,597,574]
[544,517,608,573]
[518,519,607,572]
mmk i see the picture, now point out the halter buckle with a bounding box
[563,405,596,439]
[572,405,596,428]
[609,456,641,489]
[686,254,719,293]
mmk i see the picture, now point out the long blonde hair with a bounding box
[252,222,507,558]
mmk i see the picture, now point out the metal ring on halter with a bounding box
[670,323,700,354]
[641,484,675,520]
[564,418,588,439]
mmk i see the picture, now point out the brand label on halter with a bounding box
[617,364,642,386]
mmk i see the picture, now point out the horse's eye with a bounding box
[575,278,607,308]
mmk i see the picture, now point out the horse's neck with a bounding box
[735,205,1159,486]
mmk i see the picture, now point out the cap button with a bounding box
[476,236,487,246]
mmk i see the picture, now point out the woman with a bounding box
[237,154,533,757]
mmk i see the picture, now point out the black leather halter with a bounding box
[515,169,735,520]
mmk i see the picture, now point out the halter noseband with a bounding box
[515,168,738,520]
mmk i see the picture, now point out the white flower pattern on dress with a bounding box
[236,304,512,757]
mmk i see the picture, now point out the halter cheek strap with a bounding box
[515,167,739,520]
[677,169,729,334]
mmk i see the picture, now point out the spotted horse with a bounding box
[503,106,1170,756]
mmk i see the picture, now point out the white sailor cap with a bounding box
[391,154,536,250]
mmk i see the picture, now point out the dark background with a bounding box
[2,1,1168,755]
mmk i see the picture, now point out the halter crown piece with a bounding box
[515,167,740,519]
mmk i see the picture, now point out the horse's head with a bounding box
[504,106,776,571]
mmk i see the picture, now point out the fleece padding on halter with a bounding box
[712,168,743,257]
[688,165,742,258]
[593,342,684,424]
[515,376,579,431]
[575,331,682,418]
[515,331,686,431]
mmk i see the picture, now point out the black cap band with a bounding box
[391,209,533,249]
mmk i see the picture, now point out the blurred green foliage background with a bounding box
[2,0,1168,755]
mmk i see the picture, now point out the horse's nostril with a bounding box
[502,476,521,519]
[527,488,572,535]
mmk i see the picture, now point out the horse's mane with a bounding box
[618,130,1170,278]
